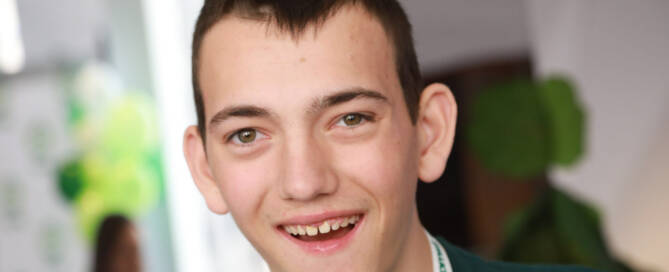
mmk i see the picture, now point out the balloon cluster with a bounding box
[57,63,161,241]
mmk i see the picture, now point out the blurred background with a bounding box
[0,0,667,271]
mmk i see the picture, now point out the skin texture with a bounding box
[184,5,457,272]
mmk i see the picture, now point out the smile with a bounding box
[283,214,360,237]
[277,212,364,254]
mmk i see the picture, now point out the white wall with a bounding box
[400,0,529,72]
[0,72,87,272]
[527,0,669,270]
[0,1,102,271]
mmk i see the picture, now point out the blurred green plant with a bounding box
[500,188,633,272]
[466,75,634,271]
[539,78,586,166]
[467,76,584,178]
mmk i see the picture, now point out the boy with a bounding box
[183,1,597,271]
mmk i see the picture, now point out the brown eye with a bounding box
[342,114,363,126]
[235,128,257,143]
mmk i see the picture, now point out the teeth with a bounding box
[319,221,331,234]
[306,225,318,236]
[283,215,361,237]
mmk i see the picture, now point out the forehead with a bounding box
[198,5,401,120]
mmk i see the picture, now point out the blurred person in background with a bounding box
[94,215,141,272]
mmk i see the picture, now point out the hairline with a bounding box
[193,1,420,143]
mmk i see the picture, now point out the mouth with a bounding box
[277,213,364,254]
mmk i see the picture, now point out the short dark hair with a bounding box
[192,0,423,141]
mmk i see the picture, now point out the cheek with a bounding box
[334,121,418,205]
[209,153,276,222]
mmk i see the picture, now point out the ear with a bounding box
[183,125,229,214]
[416,83,458,183]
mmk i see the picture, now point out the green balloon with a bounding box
[100,94,160,160]
[75,189,108,242]
[71,153,160,242]
[96,157,159,216]
[57,159,86,202]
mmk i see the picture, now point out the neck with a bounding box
[391,207,433,272]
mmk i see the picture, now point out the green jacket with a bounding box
[437,237,599,272]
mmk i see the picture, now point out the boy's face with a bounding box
[185,6,455,272]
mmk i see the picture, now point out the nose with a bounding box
[279,135,338,201]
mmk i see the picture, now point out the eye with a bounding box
[335,113,372,128]
[228,128,267,145]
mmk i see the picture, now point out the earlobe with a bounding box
[183,126,229,214]
[416,83,458,183]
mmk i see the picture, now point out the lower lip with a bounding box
[277,215,364,255]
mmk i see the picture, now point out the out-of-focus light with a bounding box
[141,0,212,271]
[0,0,25,74]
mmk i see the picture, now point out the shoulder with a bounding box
[436,237,599,272]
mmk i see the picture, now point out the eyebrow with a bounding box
[208,88,389,128]
[312,88,389,113]
[209,105,272,128]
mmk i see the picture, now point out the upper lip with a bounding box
[276,210,364,226]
